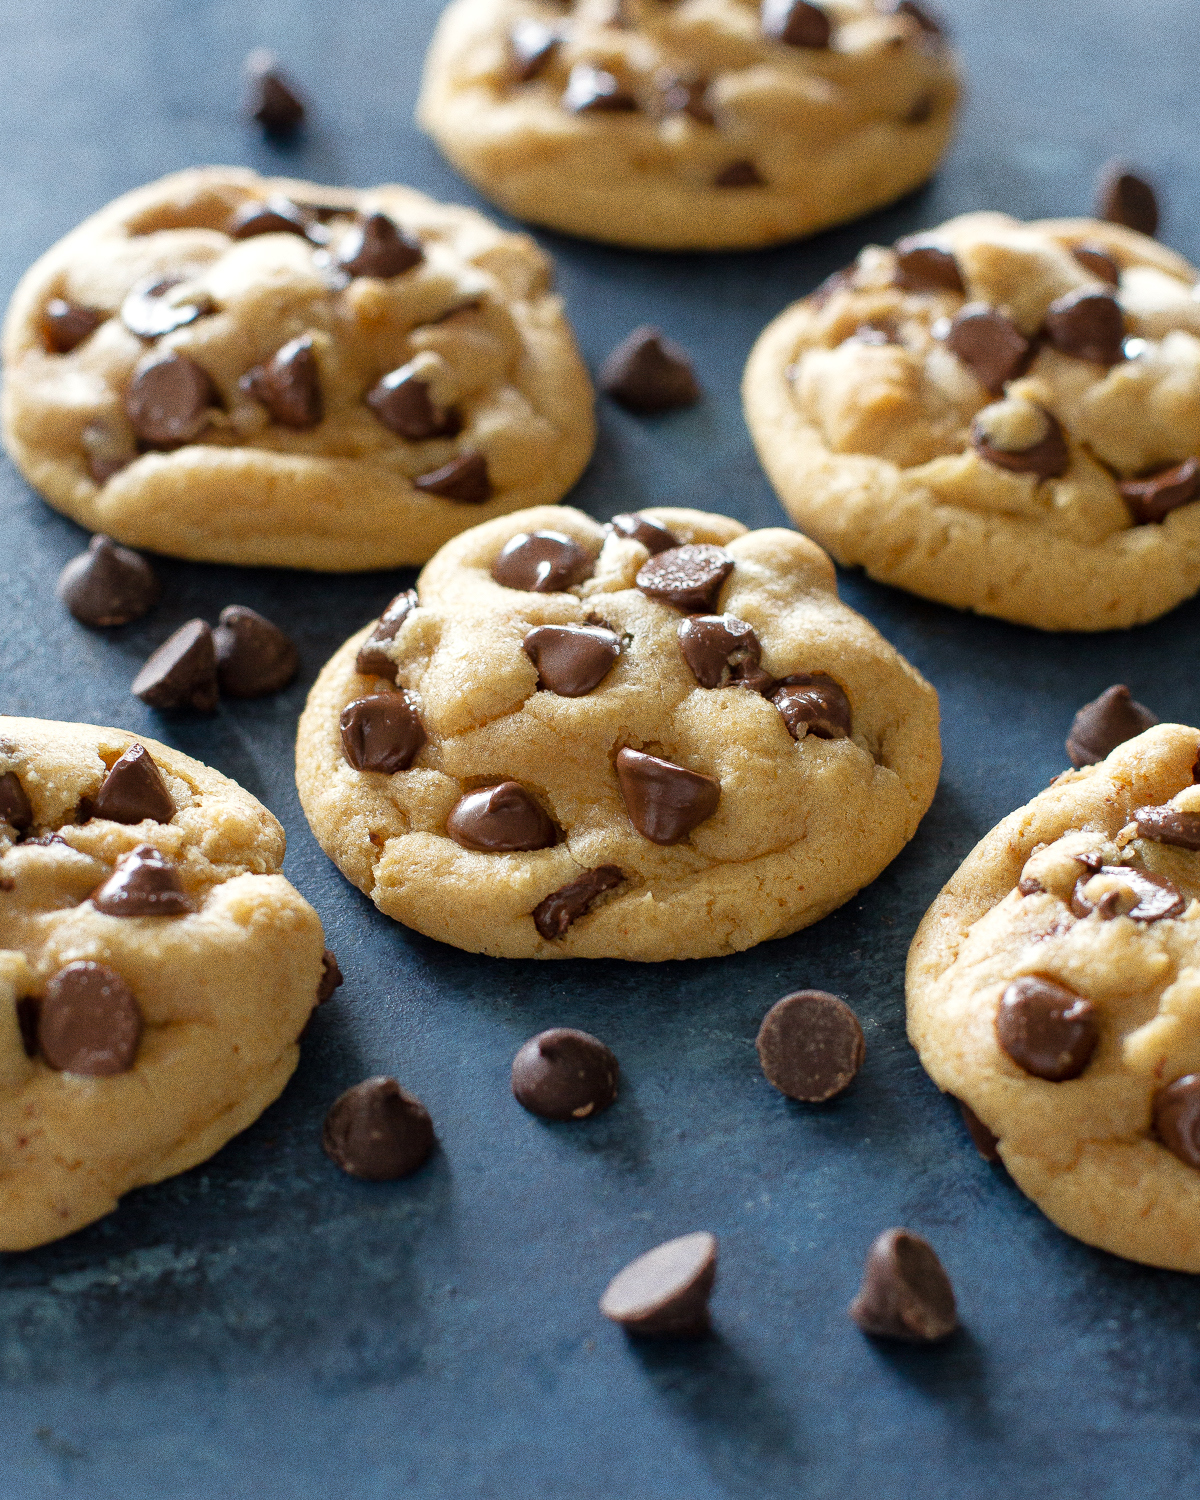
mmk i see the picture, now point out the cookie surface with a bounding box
[1,166,594,570]
[416,0,960,251]
[296,504,940,960]
[0,717,326,1250]
[743,212,1200,630]
[907,725,1200,1271]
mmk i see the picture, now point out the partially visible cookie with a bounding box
[0,717,326,1249]
[417,0,960,250]
[1,167,594,570]
[907,724,1200,1272]
[296,504,940,960]
[743,212,1200,630]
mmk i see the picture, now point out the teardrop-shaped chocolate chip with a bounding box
[607,512,679,554]
[678,614,765,689]
[715,159,764,188]
[214,606,299,697]
[245,51,306,134]
[995,976,1098,1081]
[446,782,558,852]
[1133,805,1200,850]
[241,334,323,429]
[413,452,492,504]
[126,351,217,448]
[337,213,424,278]
[532,866,624,940]
[1154,1075,1200,1168]
[121,276,214,341]
[57,535,160,628]
[636,545,734,613]
[523,624,620,696]
[893,237,965,294]
[1070,862,1184,922]
[356,590,418,681]
[1066,684,1159,766]
[970,400,1068,480]
[945,305,1034,394]
[340,692,426,773]
[38,961,142,1075]
[317,949,344,1005]
[1072,244,1121,286]
[615,748,720,845]
[1120,459,1200,525]
[493,532,595,592]
[367,367,460,439]
[849,1229,957,1343]
[771,674,852,740]
[92,844,192,917]
[44,298,104,354]
[132,620,219,712]
[761,0,831,48]
[0,771,33,831]
[322,1077,434,1180]
[600,327,701,414]
[93,743,175,824]
[1043,289,1126,366]
[510,18,559,80]
[228,196,311,239]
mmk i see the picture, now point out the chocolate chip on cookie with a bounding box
[214,606,299,698]
[93,743,176,824]
[92,845,192,918]
[126,351,218,449]
[447,782,558,852]
[957,1099,1001,1162]
[132,620,219,712]
[893,236,964,294]
[771,674,852,741]
[337,212,424,279]
[715,160,765,188]
[15,996,39,1057]
[678,614,768,690]
[563,63,638,113]
[523,624,621,696]
[1133,805,1200,850]
[241,335,323,429]
[1071,860,1184,923]
[1066,685,1159,767]
[245,50,306,135]
[756,989,865,1102]
[322,1077,435,1180]
[512,1027,619,1119]
[1072,244,1121,286]
[996,976,1098,1081]
[366,366,461,439]
[1153,1076,1200,1169]
[1119,459,1200,525]
[57,536,160,628]
[1095,161,1159,238]
[340,692,426,773]
[608,512,679,555]
[600,1232,717,1338]
[356,590,419,681]
[0,771,33,831]
[38,961,143,1076]
[660,74,714,125]
[413,452,492,504]
[615,748,720,844]
[944,306,1034,394]
[600,327,701,414]
[532,866,624,939]
[121,277,214,341]
[510,18,559,80]
[1043,289,1126,366]
[636,544,734,613]
[970,398,1069,480]
[849,1229,957,1343]
[228,196,312,240]
[492,531,595,592]
[761,0,832,49]
[43,299,103,354]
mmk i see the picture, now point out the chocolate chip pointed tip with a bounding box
[607,512,679,554]
[492,531,594,592]
[355,589,418,681]
[322,1077,434,1180]
[413,452,491,504]
[44,299,103,354]
[337,212,423,279]
[91,844,192,918]
[446,781,557,852]
[1066,684,1159,766]
[512,1027,619,1119]
[523,624,620,697]
[600,1231,718,1337]
[600,326,701,415]
[214,605,299,697]
[615,747,720,845]
[756,990,865,1102]
[132,620,219,712]
[532,866,623,940]
[849,1229,957,1343]
[893,236,964,294]
[93,743,176,825]
[57,535,160,628]
[241,334,323,430]
[1095,160,1159,237]
[760,0,832,49]
[126,350,217,449]
[245,49,306,134]
[317,949,344,1005]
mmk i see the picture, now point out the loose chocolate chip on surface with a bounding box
[532,866,624,940]
[660,75,714,124]
[608,512,679,554]
[756,989,865,1102]
[1134,805,1200,850]
[957,1099,1001,1162]
[228,196,312,239]
[493,531,594,592]
[970,401,1068,481]
[996,976,1098,1080]
[600,1232,718,1338]
[678,614,765,690]
[340,692,426,774]
[0,772,33,831]
[93,743,175,824]
[600,327,701,414]
[213,606,299,697]
[715,160,764,188]
[523,624,620,696]
[771,674,852,740]
[121,277,213,341]
[1072,244,1121,286]
[1095,162,1159,237]
[16,996,39,1058]
[512,1027,619,1119]
[510,18,559,79]
[39,961,142,1076]
[126,351,217,449]
[636,544,734,613]
[563,63,638,113]
[615,748,720,845]
[356,590,418,681]
[893,237,964,294]
[338,213,424,279]
[446,782,557,852]
[761,0,831,48]
[1043,289,1125,366]
[849,1229,957,1343]
[1120,458,1200,525]
[245,50,306,133]
[57,535,160,628]
[945,305,1034,394]
[241,335,323,429]
[132,620,219,712]
[322,1077,434,1180]
[1066,684,1159,766]
[1153,1076,1200,1169]
[367,367,460,439]
[413,452,492,504]
[317,949,344,1005]
[44,299,103,354]
[1071,861,1184,923]
[92,844,192,918]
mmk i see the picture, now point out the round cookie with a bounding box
[1,166,594,570]
[743,212,1200,630]
[907,724,1200,1272]
[416,0,960,251]
[296,504,940,960]
[0,716,327,1250]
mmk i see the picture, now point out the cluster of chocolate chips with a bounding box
[132,607,298,712]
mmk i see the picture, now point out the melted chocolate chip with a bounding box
[661,75,714,124]
[532,866,624,939]
[245,52,306,134]
[0,771,33,831]
[446,782,557,852]
[512,1027,619,1119]
[16,996,39,1058]
[228,196,311,240]
[356,590,418,681]
[317,949,344,1005]
[38,961,142,1075]
[1120,458,1200,525]
[1095,162,1159,237]
[893,237,965,294]
[132,620,219,712]
[1070,862,1184,922]
[636,544,734,613]
[126,351,217,448]
[92,844,192,918]
[57,535,160,628]
[849,1229,957,1343]
[493,531,594,592]
[120,277,213,341]
[608,512,679,554]
[761,0,831,48]
[213,606,299,697]
[337,213,424,279]
[945,305,1034,394]
[995,976,1098,1080]
[322,1077,434,1180]
[715,160,764,188]
[1066,684,1159,766]
[1072,244,1121,286]
[1153,1076,1200,1169]
[44,299,103,354]
[241,335,323,429]
[1134,805,1200,850]
[678,614,766,690]
[971,403,1068,480]
[563,63,638,113]
[756,989,865,1103]
[1043,289,1125,366]
[93,744,175,824]
[771,674,852,741]
[600,327,701,414]
[413,452,492,504]
[340,692,426,773]
[615,748,720,845]
[510,18,559,79]
[600,1232,717,1338]
[523,624,620,696]
[367,367,460,439]
[957,1099,1001,1162]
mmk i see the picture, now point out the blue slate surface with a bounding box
[3,0,1200,1495]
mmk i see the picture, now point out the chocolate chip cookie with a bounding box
[1,166,594,570]
[296,504,940,960]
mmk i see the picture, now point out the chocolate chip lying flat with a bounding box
[322,1077,434,1180]
[957,1099,1001,1162]
[229,196,311,239]
[849,1229,957,1343]
[970,401,1068,481]
[446,782,557,852]
[493,531,594,592]
[132,620,219,712]
[44,298,103,354]
[413,452,492,504]
[615,748,719,845]
[0,771,33,831]
[1134,805,1200,850]
[1072,244,1121,286]
[510,18,558,79]
[600,327,701,415]
[338,213,424,279]
[356,590,418,681]
[1120,458,1200,525]
[317,949,344,1005]
[636,545,734,613]
[893,237,965,294]
[241,334,323,429]
[771,673,853,741]
[92,844,192,918]
[121,276,214,341]
[93,743,175,824]
[512,1027,619,1119]
[245,51,306,134]
[1043,289,1125,366]
[340,692,426,773]
[1153,1076,1200,1169]
[126,351,217,449]
[608,512,679,554]
[213,606,298,697]
[57,535,160,628]
[1095,161,1159,237]
[1071,861,1184,922]
[756,989,865,1102]
[715,160,764,189]
[532,866,624,939]
[1066,684,1159,767]
[563,63,638,113]
[761,0,831,48]
[996,976,1098,1081]
[367,366,460,439]
[524,625,620,696]
[945,306,1034,394]
[38,961,142,1076]
[678,614,765,690]
[600,1232,718,1338]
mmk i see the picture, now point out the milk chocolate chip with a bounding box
[971,399,1068,480]
[523,625,620,696]
[92,844,192,918]
[1153,1075,1200,1168]
[356,590,418,681]
[241,334,323,429]
[756,990,865,1102]
[322,1077,434,1180]
[1043,289,1125,366]
[126,351,217,448]
[44,299,103,354]
[1095,162,1159,237]
[493,531,594,592]
[771,674,852,740]
[678,614,767,690]
[446,782,557,852]
[563,63,638,112]
[945,306,1034,394]
[636,545,734,613]
[532,866,624,939]
[893,237,965,294]
[337,213,424,279]
[1066,685,1159,766]
[1072,244,1121,286]
[1134,805,1200,850]
[996,976,1098,1080]
[849,1229,957,1343]
[761,0,831,48]
[340,692,426,773]
[1120,458,1200,525]
[57,536,160,628]
[214,606,299,697]
[245,50,306,133]
[93,744,175,824]
[38,961,142,1075]
[0,772,33,831]
[600,327,701,414]
[600,1232,718,1338]
[1070,861,1184,922]
[121,276,214,341]
[367,366,460,439]
[607,512,679,554]
[413,452,492,504]
[615,748,719,844]
[510,18,558,79]
[512,1027,619,1119]
[132,620,219,712]
[228,196,311,239]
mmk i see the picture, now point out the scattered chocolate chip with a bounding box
[1120,458,1200,525]
[1072,244,1121,286]
[563,63,638,113]
[92,844,192,918]
[849,1229,957,1342]
[213,605,299,697]
[615,748,720,845]
[38,961,142,1076]
[661,74,713,124]
[493,531,594,592]
[636,544,734,613]
[957,1099,1000,1161]
[355,590,418,681]
[678,614,767,690]
[0,772,33,832]
[510,18,559,79]
[532,866,624,940]
[44,298,103,354]
[93,744,175,824]
[887,0,944,37]
[367,367,460,439]
[446,782,557,852]
[56,535,160,628]
[1017,875,1044,896]
[608,512,679,554]
[1153,1075,1200,1169]
[945,305,1034,394]
[970,401,1068,480]
[317,949,344,1005]
[1043,289,1125,366]
[322,1077,434,1180]
[523,624,620,696]
[241,334,323,429]
[1070,862,1184,922]
[413,452,492,504]
[1066,684,1159,766]
[1095,162,1159,238]
[120,276,213,341]
[16,995,39,1058]
[126,351,217,449]
[1134,805,1200,850]
[340,692,426,773]
[245,51,306,134]
[996,976,1098,1080]
[771,674,852,741]
[715,160,764,188]
[228,196,311,239]
[761,0,831,48]
[512,1028,619,1119]
[600,1232,717,1338]
[756,989,865,1103]
[893,237,964,294]
[600,327,701,415]
[132,620,219,712]
[337,213,424,279]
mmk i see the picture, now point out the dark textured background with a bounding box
[4,1,1200,1495]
